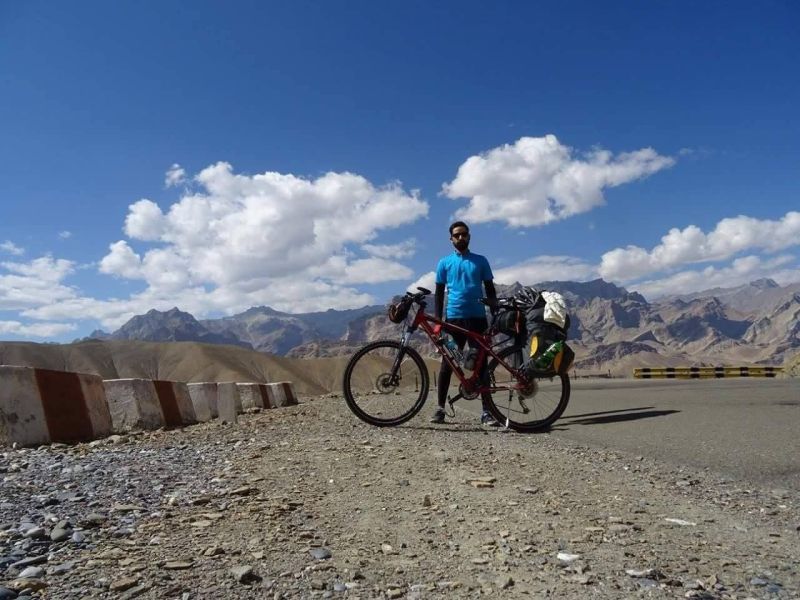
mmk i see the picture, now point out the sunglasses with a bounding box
[451,232,469,239]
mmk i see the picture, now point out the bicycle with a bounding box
[342,286,573,432]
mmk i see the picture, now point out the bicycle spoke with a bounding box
[485,348,570,431]
[343,341,429,426]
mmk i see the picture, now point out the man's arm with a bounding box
[484,280,498,314]
[435,283,446,319]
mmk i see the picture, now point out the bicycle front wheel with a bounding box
[342,340,429,427]
[485,346,570,432]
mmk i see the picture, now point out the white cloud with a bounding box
[408,255,597,296]
[219,277,376,314]
[408,271,436,293]
[631,255,798,299]
[494,256,597,286]
[113,163,428,284]
[362,239,418,259]
[0,256,78,310]
[58,231,72,239]
[311,256,414,285]
[124,199,167,241]
[443,135,674,227]
[165,163,187,188]
[99,241,143,279]
[2,255,75,282]
[1,241,25,256]
[346,258,413,284]
[0,320,77,338]
[84,162,429,319]
[19,281,226,330]
[140,248,192,291]
[600,211,800,282]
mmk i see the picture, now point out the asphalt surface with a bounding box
[446,377,800,491]
[553,378,800,492]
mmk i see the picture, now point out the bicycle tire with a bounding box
[342,340,429,427]
[484,346,570,432]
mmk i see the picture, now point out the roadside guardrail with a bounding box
[1,365,299,447]
[634,366,784,379]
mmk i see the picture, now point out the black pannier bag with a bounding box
[496,309,526,337]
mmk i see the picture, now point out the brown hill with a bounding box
[82,279,800,374]
[0,340,355,396]
[1,337,795,392]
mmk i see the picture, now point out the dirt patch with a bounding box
[1,396,797,598]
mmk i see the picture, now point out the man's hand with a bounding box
[435,283,446,320]
[484,280,498,315]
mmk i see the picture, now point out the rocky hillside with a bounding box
[668,278,800,314]
[78,279,800,375]
[91,305,384,356]
[786,350,800,377]
[91,308,249,349]
[334,279,799,372]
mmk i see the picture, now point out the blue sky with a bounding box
[1,1,798,341]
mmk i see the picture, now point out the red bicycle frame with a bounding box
[407,300,526,396]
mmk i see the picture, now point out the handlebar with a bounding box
[402,286,431,304]
[391,286,542,339]
[479,295,535,310]
[400,286,540,311]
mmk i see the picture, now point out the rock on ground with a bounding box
[1,396,798,599]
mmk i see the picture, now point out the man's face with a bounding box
[450,226,470,253]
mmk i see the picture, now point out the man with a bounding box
[431,221,499,426]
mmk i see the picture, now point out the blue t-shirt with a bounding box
[435,251,494,319]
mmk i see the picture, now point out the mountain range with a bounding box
[83,278,800,374]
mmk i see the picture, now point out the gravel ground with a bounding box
[1,394,798,599]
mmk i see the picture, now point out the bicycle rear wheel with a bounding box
[484,347,570,432]
[342,340,429,427]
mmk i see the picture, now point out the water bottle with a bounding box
[443,335,463,364]
[533,341,564,370]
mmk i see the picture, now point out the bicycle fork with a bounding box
[386,331,413,385]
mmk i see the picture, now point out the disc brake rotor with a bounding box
[374,373,397,394]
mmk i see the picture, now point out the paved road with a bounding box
[551,378,800,491]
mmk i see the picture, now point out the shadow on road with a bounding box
[555,408,680,427]
[564,406,655,419]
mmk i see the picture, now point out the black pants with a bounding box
[437,317,492,412]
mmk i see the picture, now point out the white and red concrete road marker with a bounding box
[216,382,241,423]
[103,378,165,432]
[152,380,197,427]
[237,383,271,410]
[1,365,113,447]
[103,379,197,432]
[265,382,298,408]
[187,382,218,422]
